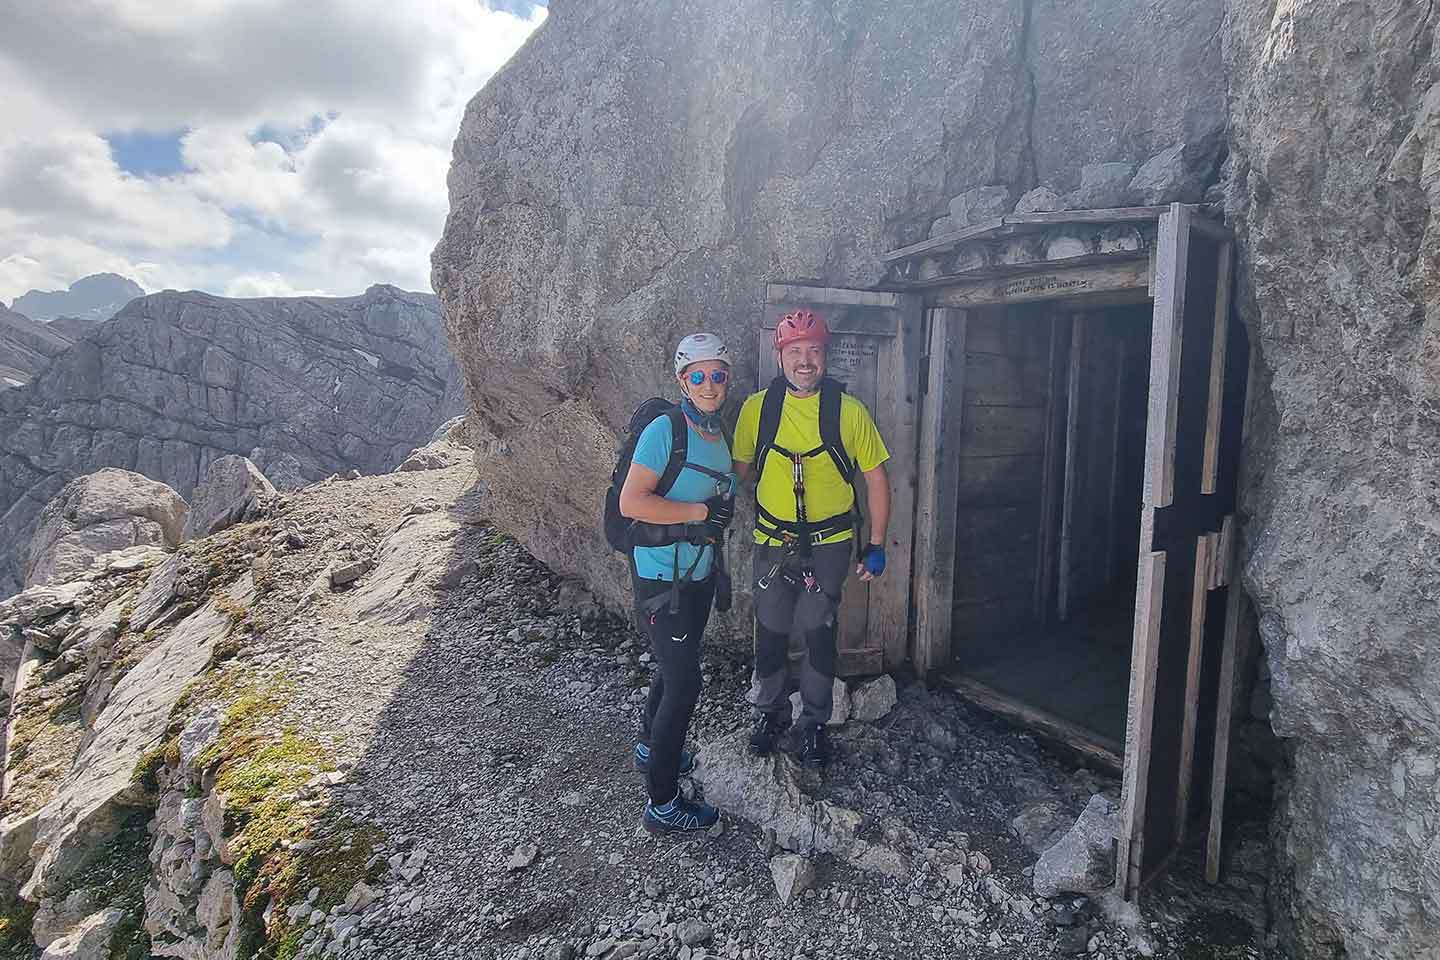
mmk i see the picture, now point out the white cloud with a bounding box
[0,1,546,304]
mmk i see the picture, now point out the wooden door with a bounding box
[1116,205,1248,897]
[759,284,924,675]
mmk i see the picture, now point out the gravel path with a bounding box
[234,465,1274,960]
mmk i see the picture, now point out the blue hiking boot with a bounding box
[633,743,696,776]
[642,794,719,835]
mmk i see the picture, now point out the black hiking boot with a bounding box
[748,712,789,756]
[798,724,829,769]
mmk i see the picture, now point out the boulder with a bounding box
[849,675,897,722]
[38,906,126,960]
[1014,186,1064,214]
[431,0,1227,610]
[694,730,862,856]
[947,186,1012,227]
[1126,142,1211,205]
[1065,162,1136,209]
[769,854,815,904]
[1011,800,1077,855]
[24,469,187,589]
[181,455,275,540]
[1032,795,1118,898]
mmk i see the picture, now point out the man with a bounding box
[731,309,891,769]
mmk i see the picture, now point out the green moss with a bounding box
[130,743,168,794]
[0,898,36,960]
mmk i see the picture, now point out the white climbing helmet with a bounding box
[673,332,731,376]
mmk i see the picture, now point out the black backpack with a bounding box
[603,399,691,553]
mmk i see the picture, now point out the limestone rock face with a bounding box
[0,307,71,391]
[1225,1,1440,956]
[0,285,465,597]
[181,456,275,541]
[24,469,187,590]
[431,0,1226,607]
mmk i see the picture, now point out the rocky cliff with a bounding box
[433,1,1440,957]
[9,273,144,323]
[0,307,71,391]
[431,0,1226,610]
[0,285,466,597]
[1224,1,1440,957]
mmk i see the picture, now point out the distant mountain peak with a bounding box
[11,273,145,322]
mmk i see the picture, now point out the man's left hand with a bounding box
[857,544,886,582]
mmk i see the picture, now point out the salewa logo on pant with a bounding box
[671,634,688,643]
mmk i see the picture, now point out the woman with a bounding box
[619,332,735,834]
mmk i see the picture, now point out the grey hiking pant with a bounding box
[752,540,852,729]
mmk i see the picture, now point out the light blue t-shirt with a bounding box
[630,414,734,581]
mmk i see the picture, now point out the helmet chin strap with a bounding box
[681,397,725,434]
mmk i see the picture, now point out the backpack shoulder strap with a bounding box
[752,375,789,474]
[654,407,688,496]
[819,378,856,482]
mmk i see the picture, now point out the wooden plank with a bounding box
[913,309,967,676]
[1174,535,1213,851]
[882,207,1172,263]
[956,454,1045,506]
[963,306,1052,358]
[1104,347,1128,583]
[1205,538,1247,884]
[1144,204,1192,509]
[1117,546,1167,897]
[1003,206,1171,226]
[1058,315,1087,621]
[1184,209,1234,241]
[869,295,924,671]
[1147,243,1158,297]
[1035,313,1069,619]
[881,218,1008,262]
[941,674,1123,770]
[765,283,903,308]
[963,352,1050,407]
[932,259,1150,309]
[960,406,1047,457]
[1200,241,1234,495]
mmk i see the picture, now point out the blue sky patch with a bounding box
[488,0,545,15]
[250,113,334,152]
[104,128,189,177]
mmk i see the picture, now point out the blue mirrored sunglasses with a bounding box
[687,369,729,386]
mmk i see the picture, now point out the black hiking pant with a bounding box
[634,574,715,805]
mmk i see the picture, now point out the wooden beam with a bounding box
[870,295,925,671]
[1034,312,1070,619]
[1174,535,1213,851]
[931,259,1150,309]
[765,283,903,308]
[1057,315,1087,621]
[1117,545,1167,898]
[913,309,967,676]
[940,673,1123,770]
[1201,241,1235,494]
[1183,208,1234,241]
[881,218,1008,262]
[1144,204,1192,509]
[1206,519,1245,883]
[1104,345,1128,583]
[881,206,1172,263]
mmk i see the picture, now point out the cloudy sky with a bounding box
[0,0,547,304]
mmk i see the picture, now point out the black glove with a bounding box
[699,494,734,538]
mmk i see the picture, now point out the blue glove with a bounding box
[860,544,886,577]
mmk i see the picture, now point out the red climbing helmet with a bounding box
[774,308,830,350]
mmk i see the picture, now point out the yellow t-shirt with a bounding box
[732,386,890,546]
